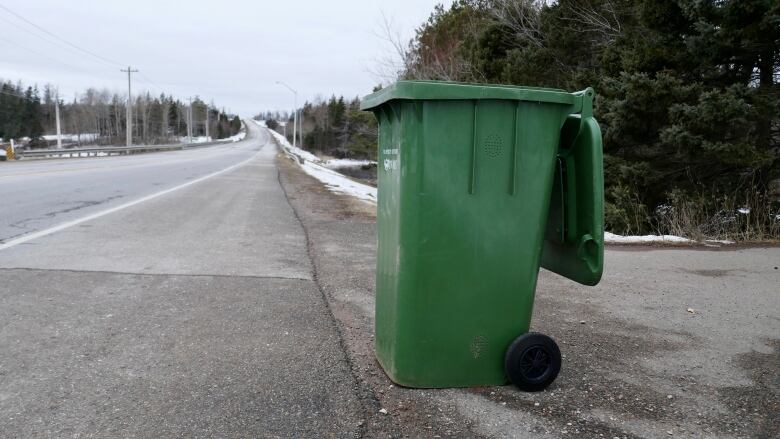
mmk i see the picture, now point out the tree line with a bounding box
[394,0,778,239]
[0,79,242,147]
[261,95,379,160]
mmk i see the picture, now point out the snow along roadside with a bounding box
[604,232,734,245]
[605,232,690,244]
[255,120,735,245]
[178,130,246,145]
[257,120,377,205]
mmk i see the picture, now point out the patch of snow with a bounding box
[180,136,212,144]
[605,233,736,245]
[227,131,246,142]
[299,161,377,204]
[604,232,692,244]
[41,133,99,142]
[259,121,321,163]
[705,239,736,245]
[259,120,376,204]
[323,158,376,169]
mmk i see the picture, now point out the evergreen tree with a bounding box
[403,0,779,235]
[22,86,43,142]
[0,81,24,139]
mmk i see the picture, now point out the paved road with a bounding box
[0,122,365,437]
[0,135,260,244]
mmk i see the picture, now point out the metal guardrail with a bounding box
[270,136,305,165]
[5,120,248,161]
[14,139,233,160]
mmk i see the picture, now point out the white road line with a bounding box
[0,149,263,251]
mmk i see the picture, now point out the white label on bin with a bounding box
[382,149,399,171]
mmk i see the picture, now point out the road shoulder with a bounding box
[276,148,779,438]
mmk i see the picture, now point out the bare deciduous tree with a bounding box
[489,0,545,48]
[561,0,623,45]
[369,11,413,84]
[371,9,477,83]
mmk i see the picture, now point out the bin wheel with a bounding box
[505,332,561,392]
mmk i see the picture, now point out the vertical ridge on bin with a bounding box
[469,100,478,195]
[415,101,425,193]
[510,102,519,195]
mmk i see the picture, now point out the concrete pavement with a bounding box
[0,123,366,437]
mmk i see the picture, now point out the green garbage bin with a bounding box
[361,81,604,391]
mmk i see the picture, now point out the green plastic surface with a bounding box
[363,80,604,388]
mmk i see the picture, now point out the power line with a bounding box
[0,14,98,65]
[0,3,124,68]
[0,6,223,138]
[138,72,164,91]
[0,13,125,79]
[135,73,173,99]
[0,35,112,79]
[0,34,184,105]
[136,72,203,105]
[0,89,25,98]
[137,74,221,123]
[0,6,221,112]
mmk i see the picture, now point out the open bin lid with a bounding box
[361,80,587,111]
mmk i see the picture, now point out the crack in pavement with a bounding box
[0,230,33,244]
[1,195,126,243]
[43,195,126,218]
[0,267,313,282]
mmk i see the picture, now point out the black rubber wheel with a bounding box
[505,332,561,392]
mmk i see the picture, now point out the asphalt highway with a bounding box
[0,122,364,437]
[0,133,262,245]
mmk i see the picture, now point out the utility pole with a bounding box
[120,66,138,147]
[299,109,304,147]
[276,81,298,148]
[55,96,62,149]
[187,97,193,144]
[162,101,168,143]
[205,105,210,140]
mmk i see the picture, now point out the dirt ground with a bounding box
[276,153,779,439]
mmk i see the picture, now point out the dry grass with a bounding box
[653,188,780,242]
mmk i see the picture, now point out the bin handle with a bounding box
[573,88,594,119]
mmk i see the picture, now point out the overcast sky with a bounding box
[0,0,448,116]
